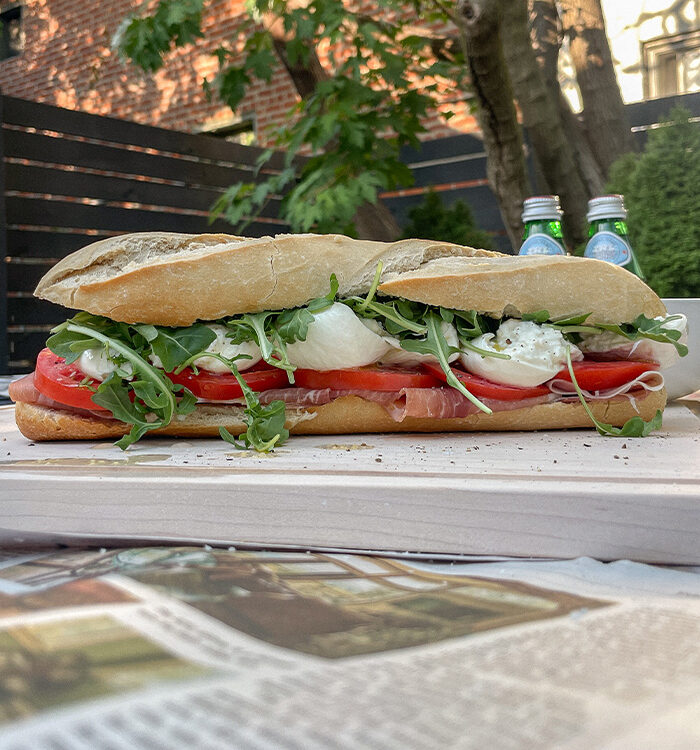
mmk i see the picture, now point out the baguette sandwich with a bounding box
[10,232,688,450]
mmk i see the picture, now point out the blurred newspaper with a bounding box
[0,547,699,749]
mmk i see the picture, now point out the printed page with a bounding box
[0,548,698,749]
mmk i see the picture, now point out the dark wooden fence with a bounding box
[0,95,291,373]
[1,90,698,373]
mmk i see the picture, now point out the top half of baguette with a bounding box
[35,232,498,326]
[379,255,666,324]
[34,231,665,326]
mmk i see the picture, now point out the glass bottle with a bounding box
[518,196,568,256]
[584,195,644,279]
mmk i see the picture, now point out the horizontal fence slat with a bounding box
[6,197,287,236]
[8,298,74,326]
[7,261,53,292]
[5,162,284,218]
[3,94,290,171]
[6,230,114,258]
[625,91,700,128]
[409,157,488,187]
[9,330,51,371]
[4,129,272,188]
[401,133,487,163]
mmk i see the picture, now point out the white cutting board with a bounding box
[1,404,699,563]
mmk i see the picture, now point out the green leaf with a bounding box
[218,363,289,452]
[563,347,662,437]
[150,325,217,372]
[521,310,551,324]
[400,311,492,415]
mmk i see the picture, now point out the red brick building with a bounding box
[0,0,476,144]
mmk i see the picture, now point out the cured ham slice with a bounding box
[259,386,558,422]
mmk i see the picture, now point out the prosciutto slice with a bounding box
[8,373,117,419]
[258,386,558,422]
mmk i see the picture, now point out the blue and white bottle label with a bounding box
[519,233,566,256]
[584,231,631,266]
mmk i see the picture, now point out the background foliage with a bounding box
[401,190,494,249]
[118,0,466,235]
[607,106,700,297]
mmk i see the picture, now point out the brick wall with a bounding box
[0,0,476,144]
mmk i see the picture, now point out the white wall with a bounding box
[560,0,700,108]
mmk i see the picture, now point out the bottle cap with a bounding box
[522,196,562,223]
[587,195,627,222]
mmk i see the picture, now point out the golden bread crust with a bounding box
[34,232,498,325]
[379,255,666,324]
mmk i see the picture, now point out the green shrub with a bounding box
[401,190,494,249]
[607,106,700,297]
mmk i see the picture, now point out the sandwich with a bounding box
[9,232,688,451]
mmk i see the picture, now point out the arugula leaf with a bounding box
[564,347,662,437]
[48,316,198,451]
[450,309,492,340]
[597,314,688,357]
[226,311,297,381]
[523,310,689,354]
[218,362,289,452]
[400,311,492,414]
[91,374,155,450]
[521,310,551,325]
[224,274,340,383]
[354,262,383,314]
[344,297,427,334]
[149,324,217,371]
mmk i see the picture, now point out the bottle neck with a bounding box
[588,218,629,238]
[523,219,564,240]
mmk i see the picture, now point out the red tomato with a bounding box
[425,359,660,400]
[551,360,658,390]
[294,365,443,391]
[423,363,550,400]
[166,364,289,400]
[34,348,107,410]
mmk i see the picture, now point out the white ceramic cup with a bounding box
[661,298,700,400]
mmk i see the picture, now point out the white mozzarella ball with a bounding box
[579,314,688,370]
[380,321,461,365]
[285,302,391,370]
[193,325,262,373]
[78,348,132,381]
[460,319,583,387]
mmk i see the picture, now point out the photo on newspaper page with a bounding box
[0,547,699,749]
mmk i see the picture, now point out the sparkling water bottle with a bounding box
[518,196,568,256]
[584,195,644,279]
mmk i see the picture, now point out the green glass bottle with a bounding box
[518,196,568,256]
[584,195,644,279]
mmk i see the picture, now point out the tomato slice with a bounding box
[166,364,289,400]
[294,365,443,391]
[551,360,659,390]
[34,348,107,410]
[425,359,661,400]
[423,362,551,400]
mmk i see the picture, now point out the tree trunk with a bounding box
[456,0,531,251]
[559,0,636,176]
[500,0,590,246]
[529,0,605,198]
[263,14,401,241]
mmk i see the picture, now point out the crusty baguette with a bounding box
[13,390,666,442]
[35,232,498,326]
[35,232,665,327]
[379,255,666,324]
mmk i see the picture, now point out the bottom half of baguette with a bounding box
[12,389,667,442]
